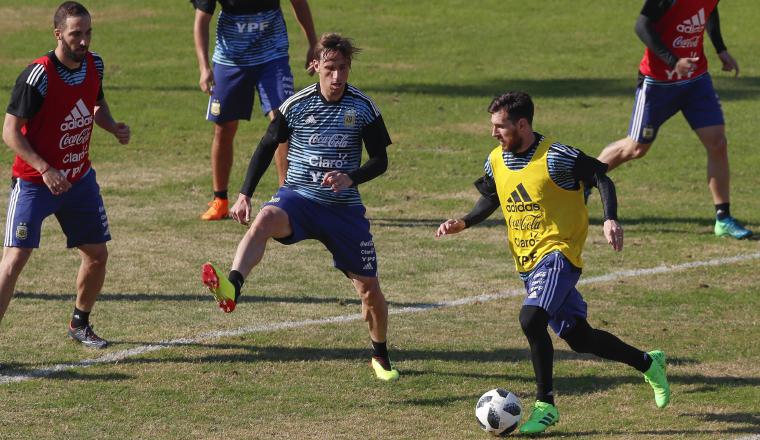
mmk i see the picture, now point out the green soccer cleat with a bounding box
[644,350,670,408]
[714,216,752,239]
[370,357,400,382]
[519,400,559,434]
[201,262,236,313]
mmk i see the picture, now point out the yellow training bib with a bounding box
[489,137,588,272]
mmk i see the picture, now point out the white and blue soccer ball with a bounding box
[475,388,522,436]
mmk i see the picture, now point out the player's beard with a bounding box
[501,133,524,153]
[62,44,87,64]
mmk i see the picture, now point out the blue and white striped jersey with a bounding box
[279,83,388,206]
[212,8,289,67]
[484,134,584,190]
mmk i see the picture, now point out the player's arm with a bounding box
[707,7,739,76]
[573,152,623,251]
[323,114,391,192]
[289,0,318,75]
[192,0,215,94]
[233,110,290,224]
[94,98,130,145]
[436,175,500,238]
[635,0,679,68]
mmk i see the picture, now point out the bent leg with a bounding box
[231,205,292,277]
[0,247,33,323]
[561,317,650,372]
[598,136,653,171]
[75,243,108,312]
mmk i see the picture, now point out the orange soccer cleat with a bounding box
[200,197,229,220]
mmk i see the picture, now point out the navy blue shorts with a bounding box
[263,187,378,277]
[206,57,294,122]
[521,251,588,337]
[4,169,111,249]
[628,72,724,143]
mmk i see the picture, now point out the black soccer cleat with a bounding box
[68,323,109,349]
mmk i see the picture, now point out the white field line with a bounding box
[2,251,759,385]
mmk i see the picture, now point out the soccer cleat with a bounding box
[201,263,236,313]
[644,350,670,408]
[519,401,559,434]
[370,357,400,381]
[68,323,108,349]
[200,198,229,221]
[714,217,752,240]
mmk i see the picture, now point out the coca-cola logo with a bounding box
[308,133,349,149]
[58,127,92,150]
[673,36,700,48]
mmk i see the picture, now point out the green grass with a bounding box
[0,1,759,439]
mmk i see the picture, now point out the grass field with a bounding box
[0,1,759,438]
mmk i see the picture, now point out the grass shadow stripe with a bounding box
[2,251,759,385]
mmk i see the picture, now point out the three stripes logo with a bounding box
[676,8,706,34]
[505,183,541,213]
[60,99,93,131]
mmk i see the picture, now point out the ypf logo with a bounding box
[505,183,541,213]
[60,99,93,131]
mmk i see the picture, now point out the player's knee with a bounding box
[560,319,593,353]
[250,208,286,237]
[705,136,728,154]
[626,142,651,160]
[519,306,549,339]
[0,249,32,277]
[83,246,108,267]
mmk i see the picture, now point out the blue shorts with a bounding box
[263,187,378,277]
[628,72,724,143]
[521,251,588,337]
[4,169,111,249]
[206,57,294,123]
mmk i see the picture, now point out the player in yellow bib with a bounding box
[436,92,670,434]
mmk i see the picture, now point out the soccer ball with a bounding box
[475,388,522,436]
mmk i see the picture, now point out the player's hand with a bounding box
[321,171,353,192]
[230,193,252,225]
[113,122,130,145]
[305,45,317,76]
[674,57,699,79]
[603,219,624,252]
[41,168,72,196]
[199,67,214,95]
[717,50,739,77]
[435,219,466,238]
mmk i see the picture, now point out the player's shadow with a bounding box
[0,364,132,382]
[363,76,760,101]
[11,291,431,308]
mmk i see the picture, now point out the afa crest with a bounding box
[343,109,356,127]
[16,223,28,240]
[210,99,221,116]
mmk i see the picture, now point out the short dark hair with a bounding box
[315,33,361,64]
[488,91,534,125]
[54,1,90,30]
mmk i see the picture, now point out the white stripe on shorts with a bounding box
[629,81,648,140]
[4,182,21,247]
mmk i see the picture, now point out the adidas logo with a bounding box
[362,262,374,270]
[305,115,317,125]
[676,8,706,34]
[59,99,93,131]
[505,183,541,213]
